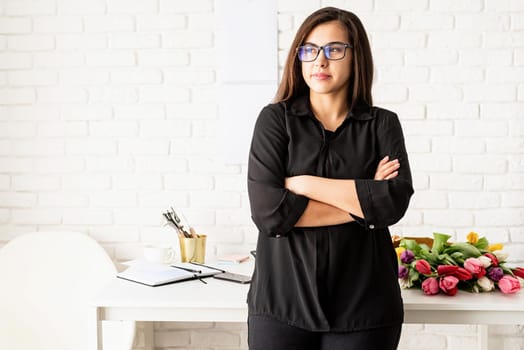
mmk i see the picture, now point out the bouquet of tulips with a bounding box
[396,232,524,296]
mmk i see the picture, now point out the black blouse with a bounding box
[247,95,414,332]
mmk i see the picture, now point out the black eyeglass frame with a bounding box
[296,41,353,62]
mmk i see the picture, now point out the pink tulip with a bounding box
[415,259,432,275]
[464,258,486,278]
[422,277,439,295]
[498,275,521,294]
[439,276,459,296]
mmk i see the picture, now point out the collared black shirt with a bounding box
[247,96,414,332]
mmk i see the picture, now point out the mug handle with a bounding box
[165,247,175,263]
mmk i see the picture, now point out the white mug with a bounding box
[143,245,175,264]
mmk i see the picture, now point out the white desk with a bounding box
[92,275,524,350]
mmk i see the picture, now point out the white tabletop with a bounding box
[92,261,524,350]
[94,261,252,323]
[403,288,524,312]
[93,271,524,325]
[402,288,524,325]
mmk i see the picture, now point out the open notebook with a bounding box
[117,261,223,287]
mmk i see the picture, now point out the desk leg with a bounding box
[91,307,103,350]
[143,322,154,350]
[478,325,488,350]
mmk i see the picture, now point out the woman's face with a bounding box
[300,20,352,98]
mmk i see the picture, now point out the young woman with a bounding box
[247,7,414,350]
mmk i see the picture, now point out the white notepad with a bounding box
[117,261,223,287]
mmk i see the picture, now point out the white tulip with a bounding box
[478,255,492,268]
[477,276,494,292]
[399,278,412,289]
[493,250,509,262]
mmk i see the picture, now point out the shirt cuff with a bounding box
[352,179,377,230]
[276,193,309,237]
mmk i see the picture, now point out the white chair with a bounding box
[0,231,135,350]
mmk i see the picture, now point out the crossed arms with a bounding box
[286,156,400,227]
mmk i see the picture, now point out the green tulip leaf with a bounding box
[474,237,489,250]
[432,232,451,253]
[445,242,481,258]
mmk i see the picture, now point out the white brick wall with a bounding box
[0,0,523,349]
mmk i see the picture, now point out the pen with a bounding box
[190,262,226,273]
[172,266,202,274]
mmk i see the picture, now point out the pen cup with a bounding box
[178,234,207,263]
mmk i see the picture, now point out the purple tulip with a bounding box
[487,267,503,282]
[400,249,415,264]
[398,265,408,279]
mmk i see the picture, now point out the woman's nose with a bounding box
[314,49,328,67]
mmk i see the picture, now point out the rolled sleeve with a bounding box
[248,105,309,237]
[353,111,414,229]
[354,178,413,229]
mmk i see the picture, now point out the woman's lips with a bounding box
[312,73,330,80]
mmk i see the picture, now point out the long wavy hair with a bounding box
[274,7,374,109]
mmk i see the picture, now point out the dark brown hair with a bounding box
[274,7,374,109]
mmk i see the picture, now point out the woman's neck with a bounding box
[309,91,349,131]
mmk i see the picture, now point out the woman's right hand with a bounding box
[374,156,400,180]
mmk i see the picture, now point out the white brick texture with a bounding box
[5,0,56,16]
[56,0,106,15]
[0,1,523,350]
[0,17,32,33]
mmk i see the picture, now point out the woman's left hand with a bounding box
[374,156,400,180]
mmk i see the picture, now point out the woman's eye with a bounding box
[305,47,317,54]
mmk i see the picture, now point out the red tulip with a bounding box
[415,259,432,275]
[484,253,499,267]
[513,267,524,279]
[437,265,458,276]
[453,267,473,281]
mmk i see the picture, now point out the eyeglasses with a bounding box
[296,42,353,62]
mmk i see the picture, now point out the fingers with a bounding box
[374,157,400,180]
[382,158,400,174]
[378,155,390,166]
[384,170,398,180]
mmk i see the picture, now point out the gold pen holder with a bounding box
[178,234,207,263]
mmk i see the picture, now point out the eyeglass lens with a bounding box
[297,43,349,62]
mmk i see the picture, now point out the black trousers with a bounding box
[248,315,402,350]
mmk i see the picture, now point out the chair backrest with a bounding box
[0,231,117,350]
